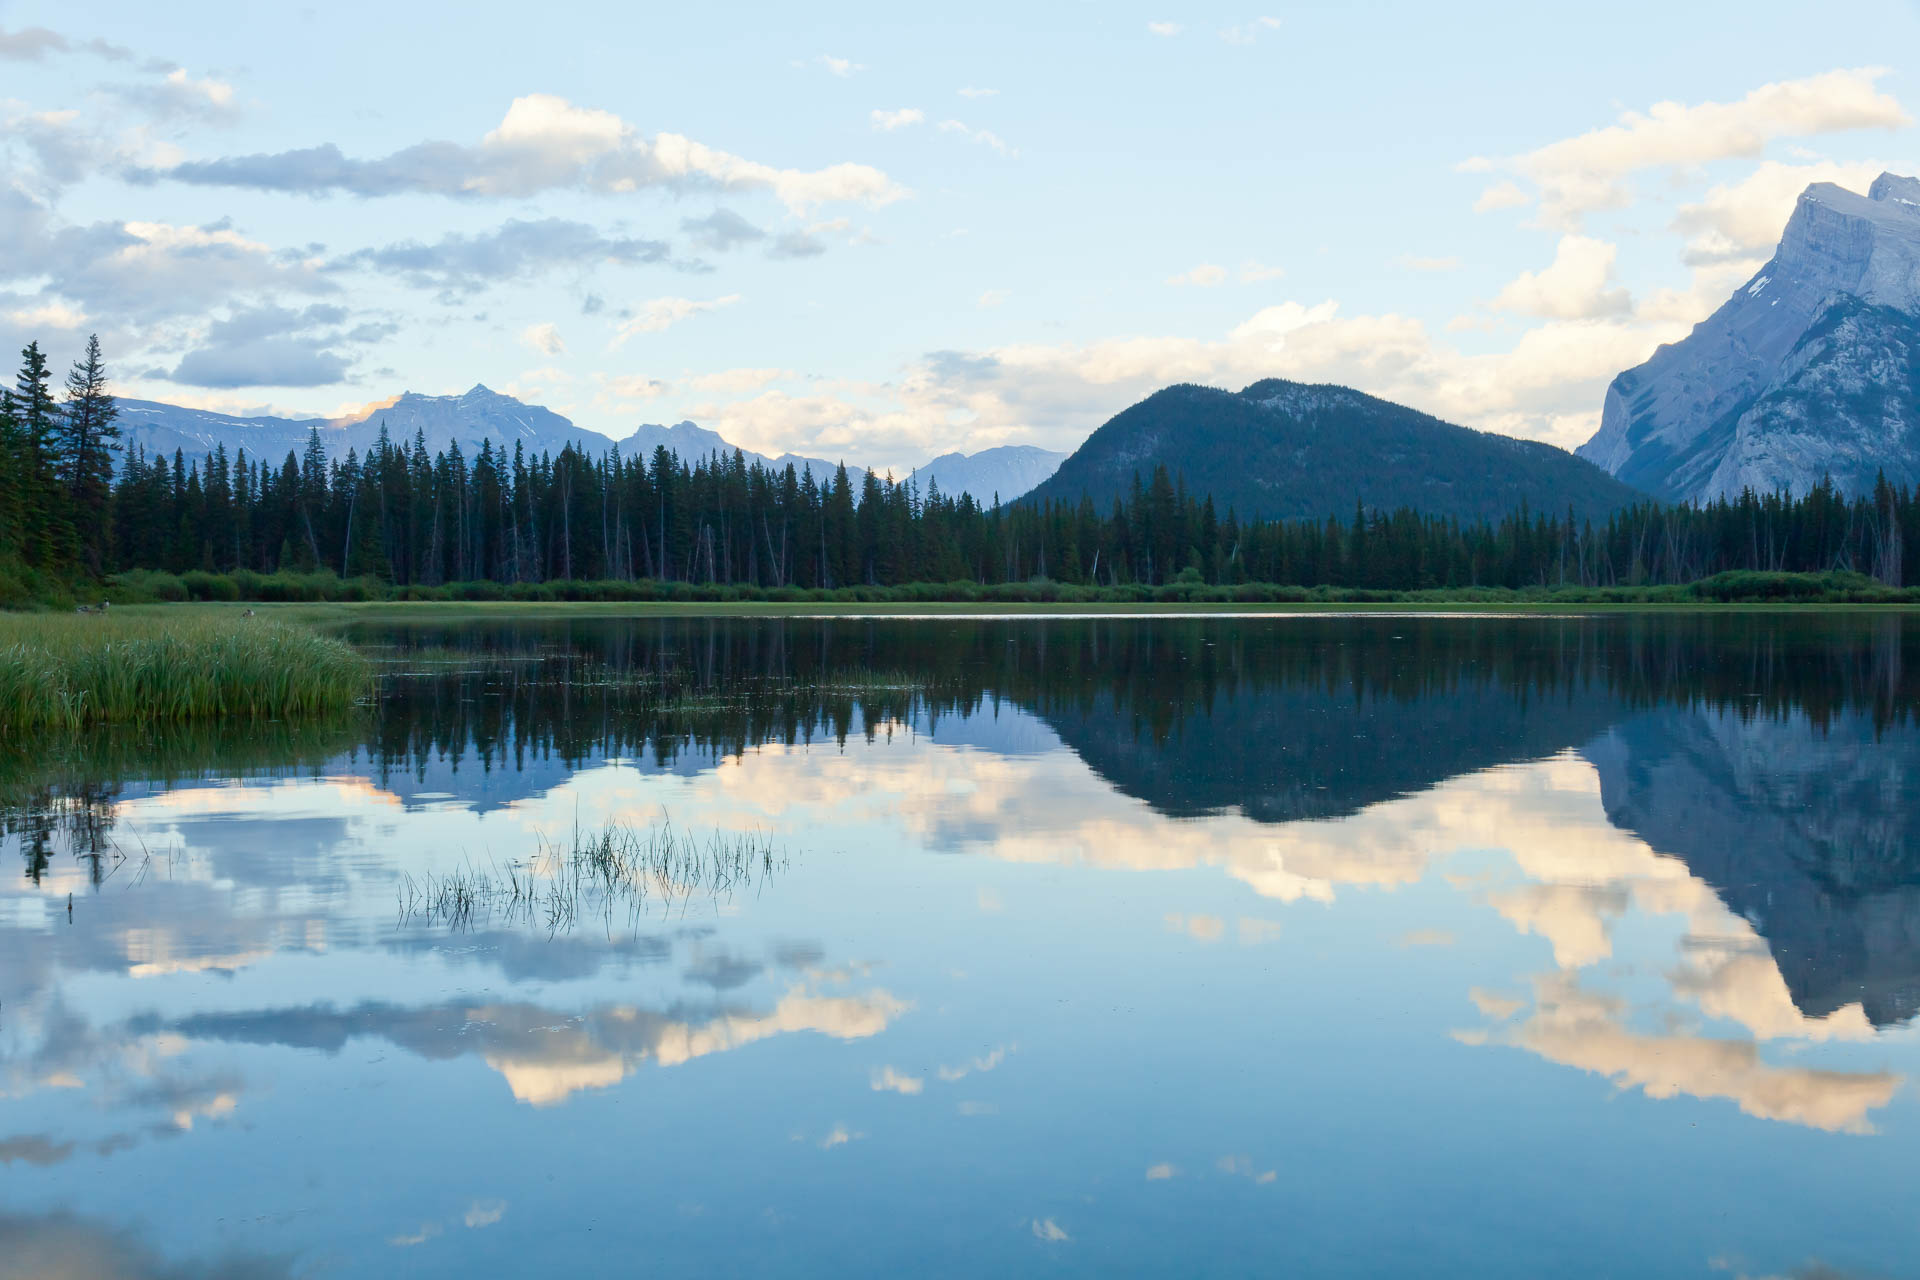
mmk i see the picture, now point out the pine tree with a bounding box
[13,342,72,570]
[59,334,120,574]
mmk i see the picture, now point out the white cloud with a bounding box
[1239,261,1286,283]
[504,365,574,406]
[111,68,239,122]
[977,288,1009,308]
[1466,67,1909,228]
[1473,181,1530,213]
[1672,159,1884,264]
[1220,16,1281,44]
[1166,912,1227,941]
[520,321,565,356]
[151,93,906,214]
[1146,21,1183,36]
[609,294,740,346]
[937,119,1014,155]
[4,299,86,329]
[1145,1163,1178,1180]
[593,372,669,406]
[684,367,792,394]
[936,1046,1011,1082]
[1031,1218,1070,1242]
[1491,972,1900,1133]
[1167,263,1228,287]
[673,289,1687,466]
[814,54,864,77]
[871,107,924,132]
[870,1066,924,1094]
[1490,235,1633,320]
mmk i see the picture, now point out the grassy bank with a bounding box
[82,566,1920,610]
[0,612,371,731]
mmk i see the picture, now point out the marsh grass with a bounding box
[0,613,371,730]
[397,817,787,933]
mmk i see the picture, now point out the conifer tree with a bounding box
[59,333,120,573]
[13,342,72,570]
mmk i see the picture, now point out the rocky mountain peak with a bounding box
[1869,171,1920,207]
[1578,173,1920,502]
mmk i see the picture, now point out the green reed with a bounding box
[0,612,371,730]
[397,817,787,932]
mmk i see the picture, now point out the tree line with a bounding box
[3,337,1917,595]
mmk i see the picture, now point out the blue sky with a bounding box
[2,0,1916,470]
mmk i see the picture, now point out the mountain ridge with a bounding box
[112,386,1061,504]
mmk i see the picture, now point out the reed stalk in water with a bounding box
[397,818,786,932]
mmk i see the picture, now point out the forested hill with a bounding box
[1022,380,1644,522]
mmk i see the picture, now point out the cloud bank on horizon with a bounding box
[0,0,1914,471]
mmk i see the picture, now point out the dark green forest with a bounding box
[1021,379,1645,522]
[2,338,1917,604]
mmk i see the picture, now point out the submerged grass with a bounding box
[397,817,788,932]
[0,612,371,730]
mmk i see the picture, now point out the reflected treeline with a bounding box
[12,613,1919,884]
[348,613,1920,821]
[1,716,361,885]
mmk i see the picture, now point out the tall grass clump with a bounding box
[0,613,371,730]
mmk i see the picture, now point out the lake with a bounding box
[3,612,1917,1278]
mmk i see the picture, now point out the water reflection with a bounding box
[1,614,1916,1276]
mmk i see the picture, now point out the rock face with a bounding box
[1580,172,1920,501]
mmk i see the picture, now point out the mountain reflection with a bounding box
[1,611,1916,1164]
[1589,704,1920,1027]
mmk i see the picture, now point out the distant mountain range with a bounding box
[1581,172,1920,502]
[117,385,585,470]
[613,418,842,485]
[114,385,1065,505]
[1023,378,1642,523]
[909,446,1068,507]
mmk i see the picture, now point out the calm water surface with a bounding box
[3,614,1918,1278]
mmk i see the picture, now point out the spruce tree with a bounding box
[13,342,72,570]
[59,334,120,574]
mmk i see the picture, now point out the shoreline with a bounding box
[88,599,1920,624]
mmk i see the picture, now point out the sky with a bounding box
[2,0,1917,472]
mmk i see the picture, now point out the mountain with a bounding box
[351,385,586,457]
[615,420,842,481]
[909,445,1066,505]
[117,400,330,465]
[1021,378,1641,523]
[115,388,1038,499]
[118,384,600,465]
[1579,173,1920,502]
